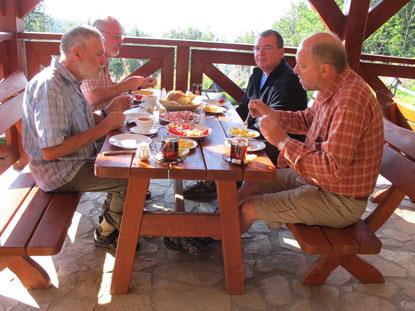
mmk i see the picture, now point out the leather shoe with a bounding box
[146,190,151,199]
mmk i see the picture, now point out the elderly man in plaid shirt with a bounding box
[238,32,384,233]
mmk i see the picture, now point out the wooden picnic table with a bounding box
[94,96,276,294]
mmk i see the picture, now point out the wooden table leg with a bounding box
[174,179,185,212]
[216,180,245,294]
[110,177,149,294]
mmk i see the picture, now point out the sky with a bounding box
[43,0,292,42]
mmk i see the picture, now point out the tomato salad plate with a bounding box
[166,123,212,140]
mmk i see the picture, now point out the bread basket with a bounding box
[159,99,201,111]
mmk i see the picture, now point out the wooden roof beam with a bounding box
[308,0,345,36]
[365,0,410,39]
[18,0,41,19]
[342,0,371,71]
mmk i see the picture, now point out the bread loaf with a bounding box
[166,90,196,105]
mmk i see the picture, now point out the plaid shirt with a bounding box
[277,67,384,197]
[80,63,113,111]
[22,58,96,191]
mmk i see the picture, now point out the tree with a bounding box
[363,1,415,57]
[162,27,221,41]
[272,0,326,47]
[24,0,55,32]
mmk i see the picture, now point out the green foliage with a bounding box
[24,0,55,32]
[272,1,326,47]
[363,2,415,57]
[162,27,221,41]
[235,30,258,44]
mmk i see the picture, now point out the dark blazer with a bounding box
[236,58,307,165]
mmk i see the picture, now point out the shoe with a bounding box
[94,227,118,251]
[183,181,217,200]
[146,190,151,199]
[163,237,215,255]
[94,227,141,251]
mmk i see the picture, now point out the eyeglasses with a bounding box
[101,30,124,41]
[253,46,276,53]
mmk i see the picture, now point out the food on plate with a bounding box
[142,106,166,113]
[229,127,258,137]
[203,105,223,113]
[160,111,199,122]
[218,99,226,105]
[179,139,196,149]
[168,123,209,137]
[166,90,196,105]
[134,90,153,96]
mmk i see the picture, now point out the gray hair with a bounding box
[60,25,103,54]
[92,16,120,32]
[259,29,284,48]
[310,33,348,73]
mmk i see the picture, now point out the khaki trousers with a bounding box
[253,168,367,229]
[55,161,128,232]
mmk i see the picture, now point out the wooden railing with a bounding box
[10,32,415,103]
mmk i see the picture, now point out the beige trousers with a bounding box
[253,168,367,229]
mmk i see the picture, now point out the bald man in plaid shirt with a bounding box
[238,32,384,233]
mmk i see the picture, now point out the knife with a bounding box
[102,150,136,156]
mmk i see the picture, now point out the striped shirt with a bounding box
[22,58,96,192]
[277,67,384,197]
[80,63,113,111]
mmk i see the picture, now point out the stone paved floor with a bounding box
[1,177,415,311]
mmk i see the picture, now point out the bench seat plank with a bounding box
[346,220,381,254]
[286,223,332,254]
[27,192,81,256]
[321,226,360,255]
[0,167,36,234]
[0,186,53,256]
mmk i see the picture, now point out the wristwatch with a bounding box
[277,137,290,151]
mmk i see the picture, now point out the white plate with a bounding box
[179,138,198,149]
[227,127,260,138]
[109,133,152,149]
[203,104,226,114]
[166,123,213,140]
[224,138,266,152]
[159,111,200,123]
[129,126,159,135]
[124,111,152,122]
[202,98,227,107]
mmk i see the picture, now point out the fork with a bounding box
[243,111,251,129]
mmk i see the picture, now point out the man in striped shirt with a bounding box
[23,26,135,251]
[238,32,384,233]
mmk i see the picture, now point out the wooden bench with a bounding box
[0,70,81,289]
[286,117,415,285]
[377,91,415,131]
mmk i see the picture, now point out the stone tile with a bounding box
[381,229,412,242]
[293,280,312,298]
[256,252,307,276]
[395,280,415,299]
[152,288,231,311]
[153,261,224,286]
[243,259,255,279]
[51,298,95,311]
[232,285,267,310]
[353,283,398,298]
[345,292,397,311]
[130,271,152,291]
[379,249,415,274]
[288,301,315,311]
[401,301,415,311]
[243,235,273,256]
[260,275,293,306]
[360,254,407,277]
[249,220,271,233]
[312,285,340,311]
[279,229,303,253]
[326,266,352,285]
[96,294,153,311]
